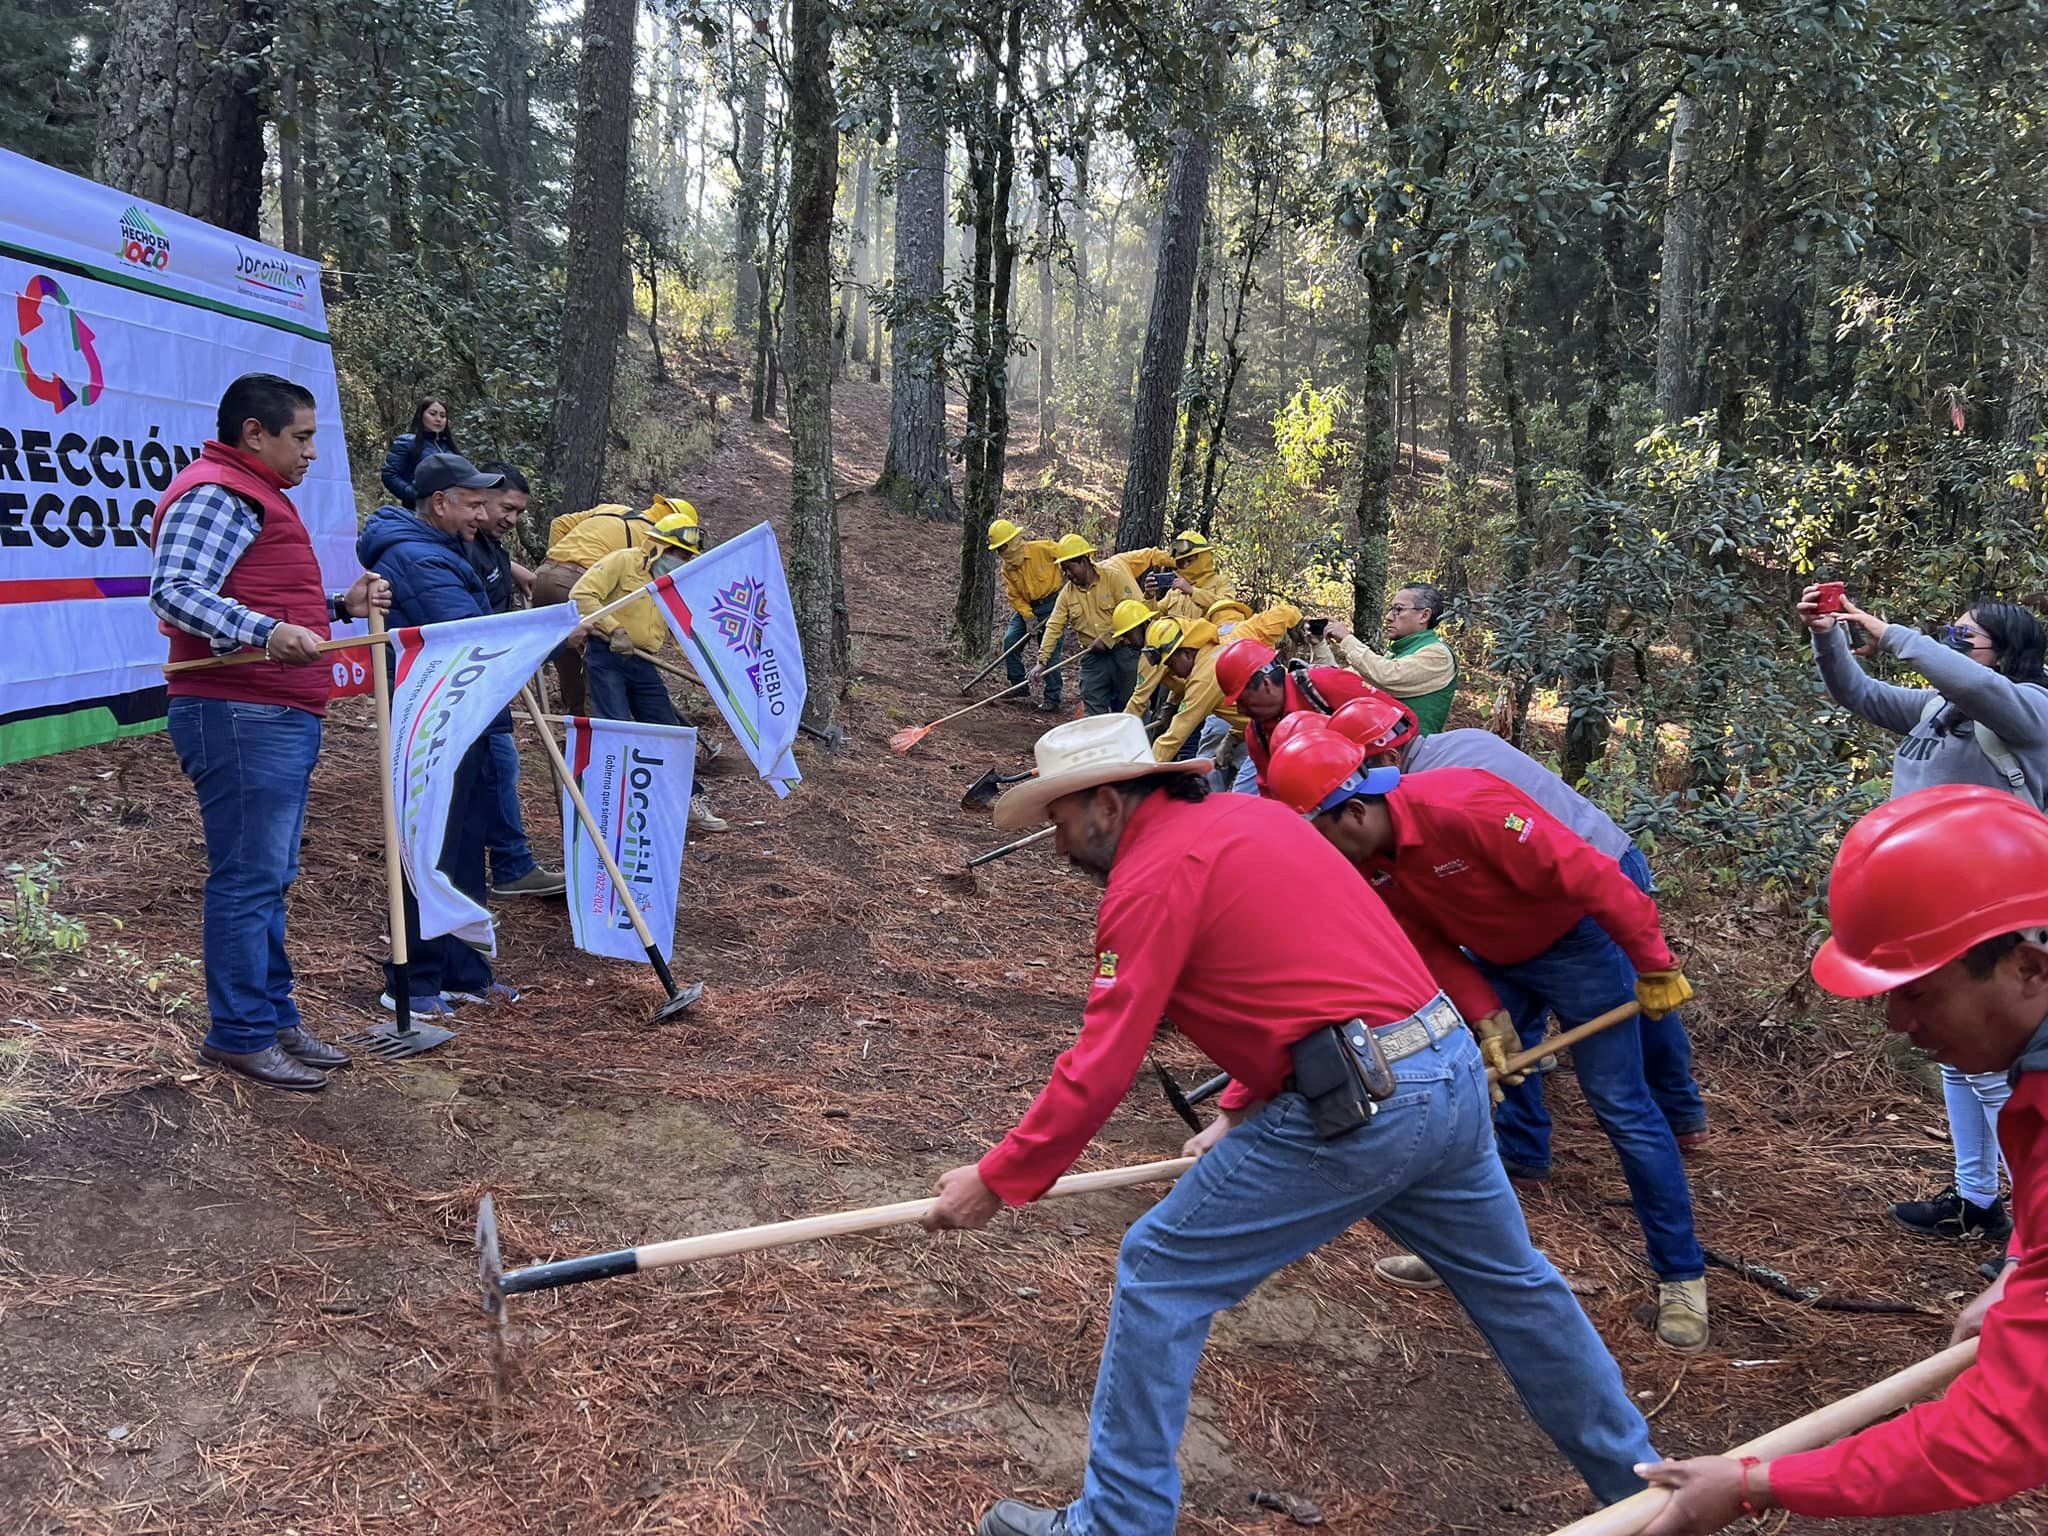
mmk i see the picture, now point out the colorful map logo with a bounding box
[12,274,105,414]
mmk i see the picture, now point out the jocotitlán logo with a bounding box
[117,205,171,271]
[12,274,105,414]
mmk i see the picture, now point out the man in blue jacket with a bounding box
[358,453,520,1014]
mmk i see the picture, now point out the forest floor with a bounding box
[0,374,2038,1535]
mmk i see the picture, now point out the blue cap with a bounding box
[1310,764,1401,818]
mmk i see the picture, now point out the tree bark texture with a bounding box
[1115,118,1214,551]
[1447,248,1473,479]
[1036,172,1057,449]
[868,178,885,382]
[880,54,956,519]
[547,0,638,515]
[1654,92,1704,423]
[481,0,535,250]
[279,66,302,253]
[733,17,768,332]
[96,0,269,236]
[1171,212,1214,530]
[1493,280,1538,748]
[786,0,849,726]
[846,148,872,366]
[2013,175,2048,445]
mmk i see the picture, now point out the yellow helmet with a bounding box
[987,517,1025,551]
[1206,598,1253,625]
[1170,529,1211,561]
[1053,532,1097,563]
[1110,598,1156,639]
[649,500,703,552]
[1143,616,1187,660]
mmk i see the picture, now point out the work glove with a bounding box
[1635,969,1694,1020]
[1027,661,1046,688]
[607,629,639,656]
[1472,1009,1524,1105]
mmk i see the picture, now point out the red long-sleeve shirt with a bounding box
[1244,667,1373,787]
[977,790,1442,1204]
[1769,1067,2048,1516]
[1360,768,1677,1024]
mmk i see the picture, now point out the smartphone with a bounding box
[1814,581,1846,615]
[1306,617,1330,636]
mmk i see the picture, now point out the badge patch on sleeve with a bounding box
[1094,950,1119,987]
[1503,812,1533,842]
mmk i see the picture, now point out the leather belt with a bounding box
[1361,993,1464,1064]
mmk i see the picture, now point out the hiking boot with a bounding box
[379,991,457,1018]
[1500,1157,1551,1191]
[690,795,730,833]
[492,867,566,898]
[444,983,521,1007]
[1675,1127,1710,1155]
[1656,1278,1710,1353]
[979,1503,1069,1536]
[1374,1254,1445,1291]
[198,1042,327,1092]
[1037,697,1062,713]
[276,1027,351,1070]
[1890,1185,2013,1243]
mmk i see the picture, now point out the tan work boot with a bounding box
[1656,1278,1709,1353]
[689,794,729,833]
[1373,1254,1445,1291]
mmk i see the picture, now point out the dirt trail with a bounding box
[0,378,2035,1533]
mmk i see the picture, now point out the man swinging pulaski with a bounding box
[919,712,1659,1536]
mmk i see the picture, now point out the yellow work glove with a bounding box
[1635,970,1694,1020]
[607,628,638,656]
[1471,1009,1524,1106]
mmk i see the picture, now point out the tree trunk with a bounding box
[786,0,848,730]
[481,0,535,251]
[1036,172,1057,450]
[1349,293,1406,632]
[879,52,956,519]
[1447,247,1473,479]
[1070,142,1091,364]
[547,0,638,514]
[953,17,1022,657]
[279,66,302,253]
[1171,212,1214,530]
[1655,91,1704,423]
[1114,116,1214,551]
[733,14,768,332]
[298,72,323,258]
[96,0,268,235]
[1494,278,1538,747]
[847,148,872,366]
[2012,173,2048,445]
[868,176,885,382]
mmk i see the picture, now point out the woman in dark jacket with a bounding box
[379,398,459,508]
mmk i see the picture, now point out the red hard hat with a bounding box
[1331,692,1419,756]
[1216,639,1279,705]
[1267,730,1368,816]
[1813,785,2048,997]
[1268,710,1331,756]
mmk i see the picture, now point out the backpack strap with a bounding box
[1920,693,2039,804]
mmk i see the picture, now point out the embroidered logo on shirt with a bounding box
[1431,858,1470,878]
[1094,950,1119,986]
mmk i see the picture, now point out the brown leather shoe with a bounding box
[198,1042,327,1091]
[277,1027,351,1070]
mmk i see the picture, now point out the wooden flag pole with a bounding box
[370,610,411,1033]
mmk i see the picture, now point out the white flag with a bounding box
[388,607,579,950]
[646,522,807,796]
[562,716,696,963]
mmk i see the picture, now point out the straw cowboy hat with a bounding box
[993,714,1212,830]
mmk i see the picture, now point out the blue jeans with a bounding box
[1943,1066,2013,1206]
[167,698,323,1054]
[1064,1026,1653,1536]
[586,645,682,726]
[1617,847,1706,1134]
[387,739,493,1000]
[482,731,536,885]
[1231,746,1260,793]
[1481,919,1705,1281]
[1006,594,1063,706]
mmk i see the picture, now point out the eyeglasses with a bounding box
[1384,604,1425,617]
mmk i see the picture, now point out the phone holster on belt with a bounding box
[1289,1020,1395,1141]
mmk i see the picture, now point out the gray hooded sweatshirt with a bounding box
[1813,623,2048,802]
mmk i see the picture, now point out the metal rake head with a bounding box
[342,1018,457,1059]
[652,980,706,1023]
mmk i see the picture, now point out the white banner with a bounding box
[562,716,696,964]
[0,148,358,764]
[388,607,580,950]
[646,521,806,796]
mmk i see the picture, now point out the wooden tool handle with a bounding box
[967,823,1057,868]
[631,1155,1195,1273]
[1541,1339,1979,1536]
[1491,1001,1642,1082]
[519,687,663,951]
[162,632,388,673]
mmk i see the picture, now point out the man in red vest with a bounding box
[1639,786,2048,1531]
[149,373,389,1091]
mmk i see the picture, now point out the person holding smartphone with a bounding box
[1802,583,2048,1247]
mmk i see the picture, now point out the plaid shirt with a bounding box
[149,484,296,654]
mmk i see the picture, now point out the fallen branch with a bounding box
[1704,1247,1932,1316]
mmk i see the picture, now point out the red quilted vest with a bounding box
[151,441,334,716]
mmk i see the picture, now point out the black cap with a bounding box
[413,452,505,501]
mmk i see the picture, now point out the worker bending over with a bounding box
[1129,602,1302,772]
[1035,535,1177,714]
[988,517,1066,712]
[533,495,679,713]
[1214,637,1372,792]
